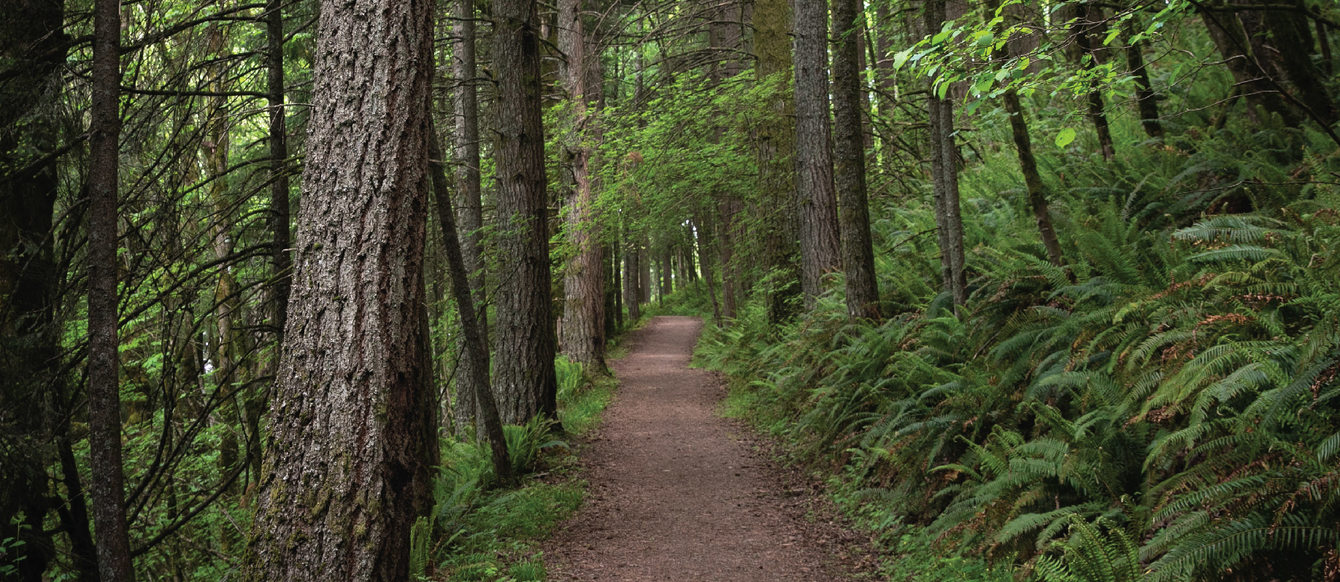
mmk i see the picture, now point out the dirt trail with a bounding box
[545,316,865,581]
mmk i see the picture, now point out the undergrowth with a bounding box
[698,115,1340,580]
[422,356,617,581]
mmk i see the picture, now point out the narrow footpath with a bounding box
[545,316,867,581]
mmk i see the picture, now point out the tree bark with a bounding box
[493,0,558,424]
[244,0,438,578]
[265,0,292,346]
[755,0,801,323]
[558,0,607,372]
[988,0,1065,268]
[1199,2,1299,125]
[1002,90,1065,267]
[452,0,490,437]
[89,0,136,579]
[832,0,881,320]
[258,0,291,482]
[925,0,967,307]
[791,0,842,308]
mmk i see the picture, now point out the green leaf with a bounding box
[892,48,912,71]
[1055,128,1077,148]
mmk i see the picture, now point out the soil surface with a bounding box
[545,316,870,581]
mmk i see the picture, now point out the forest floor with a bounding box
[544,316,876,581]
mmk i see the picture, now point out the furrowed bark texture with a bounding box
[244,0,437,579]
[791,0,841,308]
[452,0,488,435]
[493,0,558,424]
[831,0,880,320]
[559,0,607,372]
[89,0,136,579]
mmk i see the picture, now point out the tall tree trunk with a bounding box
[660,245,673,300]
[429,124,513,484]
[832,0,881,320]
[558,0,607,372]
[606,244,621,334]
[755,0,801,323]
[493,0,558,423]
[925,0,967,307]
[708,0,744,322]
[89,0,136,579]
[1002,90,1065,267]
[244,0,438,578]
[260,0,290,481]
[1261,1,1337,127]
[791,0,842,308]
[717,199,740,320]
[0,1,67,578]
[452,0,489,437]
[204,23,248,497]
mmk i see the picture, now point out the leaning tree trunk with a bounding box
[244,0,438,579]
[493,0,558,424]
[429,124,513,484]
[989,0,1065,268]
[791,0,842,308]
[89,0,136,579]
[558,0,608,373]
[1071,3,1116,161]
[832,0,881,320]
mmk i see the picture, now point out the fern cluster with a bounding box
[698,154,1340,578]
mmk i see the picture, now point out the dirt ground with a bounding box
[544,316,874,581]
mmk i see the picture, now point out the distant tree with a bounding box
[244,0,438,578]
[924,0,967,306]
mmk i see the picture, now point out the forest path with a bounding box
[545,316,867,581]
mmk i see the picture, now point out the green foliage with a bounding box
[427,352,619,580]
[698,111,1340,579]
